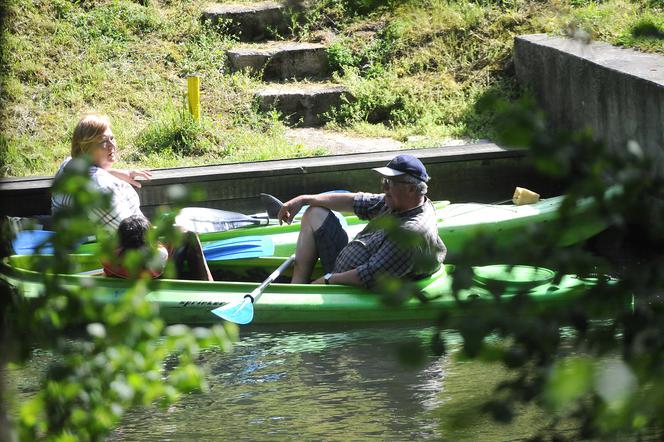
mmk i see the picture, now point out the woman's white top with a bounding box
[51,157,144,229]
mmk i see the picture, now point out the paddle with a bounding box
[203,236,274,261]
[12,205,272,254]
[260,190,351,220]
[260,193,285,219]
[12,228,274,263]
[73,237,275,278]
[11,230,56,254]
[10,230,95,254]
[259,191,351,231]
[175,207,270,234]
[211,253,296,324]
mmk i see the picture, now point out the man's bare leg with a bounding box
[291,207,329,284]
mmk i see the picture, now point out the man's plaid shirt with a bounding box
[334,192,447,289]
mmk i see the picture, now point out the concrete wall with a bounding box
[514,34,664,165]
[0,144,563,218]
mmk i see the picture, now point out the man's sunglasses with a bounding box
[381,177,411,189]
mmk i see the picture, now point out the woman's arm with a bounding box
[108,168,153,188]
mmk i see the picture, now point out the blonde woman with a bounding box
[51,113,152,229]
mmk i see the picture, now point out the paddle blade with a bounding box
[202,236,274,261]
[260,193,283,219]
[11,230,55,254]
[260,190,351,220]
[211,297,254,324]
[175,207,267,233]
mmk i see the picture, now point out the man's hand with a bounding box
[277,196,306,225]
[312,269,363,287]
[277,192,357,225]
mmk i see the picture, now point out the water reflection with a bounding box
[110,323,450,441]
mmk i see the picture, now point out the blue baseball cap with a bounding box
[372,154,430,182]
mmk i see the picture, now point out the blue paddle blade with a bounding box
[12,230,55,254]
[202,236,274,261]
[211,297,254,324]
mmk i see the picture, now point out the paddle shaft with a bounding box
[216,215,269,225]
[245,254,296,304]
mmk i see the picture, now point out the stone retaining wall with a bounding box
[514,34,664,166]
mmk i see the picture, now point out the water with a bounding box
[10,323,592,440]
[110,323,450,441]
[107,323,571,441]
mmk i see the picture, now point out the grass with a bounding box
[313,0,664,142]
[0,0,319,177]
[1,0,662,177]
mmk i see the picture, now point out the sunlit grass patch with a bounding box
[123,119,325,170]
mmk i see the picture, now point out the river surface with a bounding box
[106,322,557,441]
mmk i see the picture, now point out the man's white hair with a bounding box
[401,174,428,195]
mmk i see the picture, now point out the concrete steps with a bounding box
[204,1,351,128]
[255,83,350,127]
[227,42,329,81]
[202,1,292,42]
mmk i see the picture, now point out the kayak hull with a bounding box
[1,255,616,325]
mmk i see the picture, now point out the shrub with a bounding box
[134,104,224,159]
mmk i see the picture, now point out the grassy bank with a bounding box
[1,0,662,177]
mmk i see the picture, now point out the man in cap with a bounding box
[277,154,446,288]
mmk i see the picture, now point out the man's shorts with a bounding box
[314,211,349,273]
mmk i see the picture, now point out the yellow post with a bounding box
[187,76,201,122]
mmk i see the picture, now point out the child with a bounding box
[103,215,213,281]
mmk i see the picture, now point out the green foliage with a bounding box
[130,102,324,167]
[561,0,664,53]
[72,1,163,43]
[632,17,664,38]
[311,0,408,19]
[544,356,595,411]
[425,96,664,439]
[326,40,360,74]
[134,104,222,158]
[3,0,662,439]
[321,0,540,137]
[615,14,664,51]
[313,0,662,142]
[1,160,237,440]
[180,18,235,76]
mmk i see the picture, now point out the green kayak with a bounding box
[182,194,607,258]
[70,193,608,259]
[1,254,619,325]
